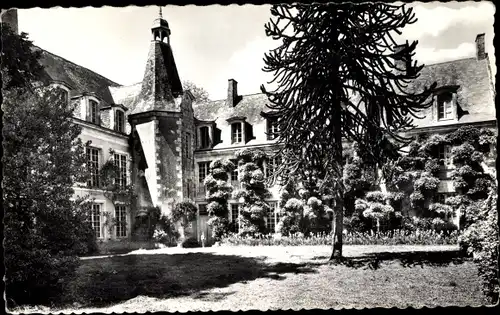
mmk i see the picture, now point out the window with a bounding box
[199,126,211,149]
[91,204,102,238]
[437,92,453,120]
[435,193,456,205]
[266,202,278,233]
[113,153,127,188]
[438,145,453,166]
[267,117,279,140]
[55,86,69,106]
[198,161,211,184]
[115,205,127,237]
[265,156,282,178]
[185,132,192,158]
[114,110,125,132]
[199,204,208,215]
[231,204,240,233]
[89,99,99,124]
[86,147,100,188]
[436,194,446,204]
[231,123,242,144]
[231,159,239,182]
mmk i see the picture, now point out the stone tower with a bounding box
[129,8,196,217]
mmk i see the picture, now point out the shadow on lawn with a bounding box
[323,250,466,270]
[65,252,319,307]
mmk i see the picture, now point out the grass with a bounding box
[9,245,491,313]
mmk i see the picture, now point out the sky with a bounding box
[16,2,496,101]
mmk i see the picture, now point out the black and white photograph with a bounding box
[1,1,498,312]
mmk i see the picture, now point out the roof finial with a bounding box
[159,6,163,19]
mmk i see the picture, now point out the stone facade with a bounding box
[4,10,496,245]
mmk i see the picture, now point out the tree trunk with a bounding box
[330,199,344,260]
[329,78,344,261]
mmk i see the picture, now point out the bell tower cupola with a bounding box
[152,7,171,44]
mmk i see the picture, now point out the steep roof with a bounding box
[34,46,121,104]
[407,57,496,127]
[192,93,273,123]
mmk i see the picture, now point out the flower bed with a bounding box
[220,229,459,246]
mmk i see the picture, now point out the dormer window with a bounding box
[199,126,211,149]
[434,86,459,122]
[49,83,71,106]
[231,123,243,144]
[437,92,453,120]
[227,116,252,145]
[114,109,125,133]
[89,99,99,125]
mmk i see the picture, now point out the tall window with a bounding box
[114,153,127,188]
[198,161,211,184]
[438,144,453,166]
[266,202,278,233]
[231,204,240,233]
[265,156,282,178]
[114,110,125,132]
[186,132,192,158]
[86,147,100,188]
[89,99,99,124]
[437,92,453,120]
[115,205,127,237]
[91,204,101,238]
[267,117,279,140]
[199,126,210,149]
[231,159,239,182]
[231,123,242,144]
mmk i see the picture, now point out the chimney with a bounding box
[1,9,18,35]
[393,42,412,76]
[475,33,487,60]
[227,79,238,107]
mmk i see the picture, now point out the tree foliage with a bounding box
[204,159,235,240]
[182,80,210,103]
[460,186,499,304]
[2,23,96,306]
[233,149,271,235]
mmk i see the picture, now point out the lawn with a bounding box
[11,245,491,313]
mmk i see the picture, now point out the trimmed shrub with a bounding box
[181,237,201,248]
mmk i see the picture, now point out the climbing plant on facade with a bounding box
[99,149,137,237]
[204,159,235,240]
[233,148,271,235]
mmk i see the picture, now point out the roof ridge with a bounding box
[34,45,122,87]
[197,91,266,104]
[422,56,477,67]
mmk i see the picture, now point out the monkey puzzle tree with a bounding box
[261,3,436,259]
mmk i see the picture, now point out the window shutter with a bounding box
[452,93,458,121]
[86,99,91,122]
[433,95,437,122]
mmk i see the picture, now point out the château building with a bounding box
[2,9,496,246]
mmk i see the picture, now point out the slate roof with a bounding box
[192,93,273,124]
[34,46,121,105]
[37,40,494,128]
[406,57,496,127]
[110,41,183,114]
